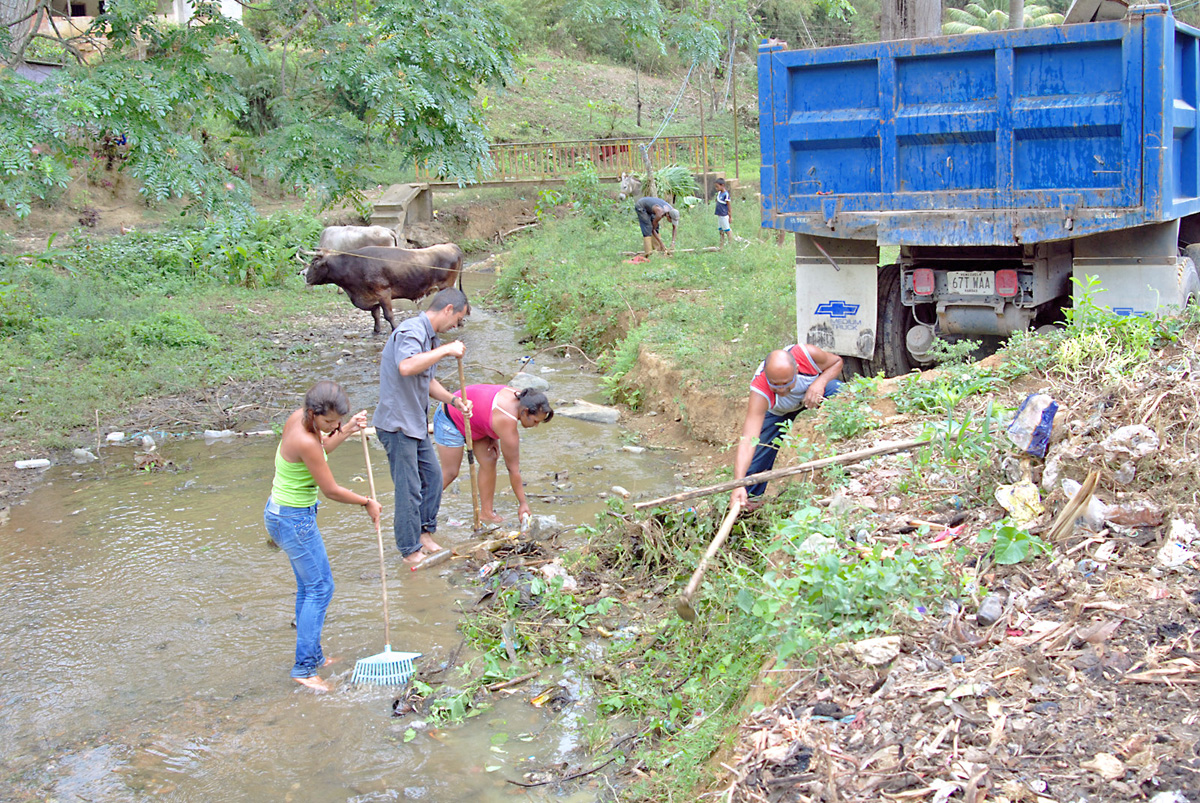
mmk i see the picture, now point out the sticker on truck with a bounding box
[814,300,861,319]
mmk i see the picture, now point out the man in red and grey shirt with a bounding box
[731,343,844,512]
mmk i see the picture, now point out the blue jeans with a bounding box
[746,379,844,498]
[263,499,333,679]
[377,428,442,557]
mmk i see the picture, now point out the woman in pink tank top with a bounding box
[432,384,554,523]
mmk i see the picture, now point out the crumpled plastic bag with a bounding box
[1063,477,1111,532]
[1158,519,1200,570]
[994,479,1044,528]
[1101,424,1159,461]
[540,560,578,591]
[1006,394,1058,457]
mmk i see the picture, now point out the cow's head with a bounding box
[303,253,329,286]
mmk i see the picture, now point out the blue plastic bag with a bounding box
[1006,393,1057,457]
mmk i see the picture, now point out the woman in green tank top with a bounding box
[264,381,382,692]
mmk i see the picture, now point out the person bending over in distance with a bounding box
[634,196,680,256]
[434,384,553,524]
[264,380,381,692]
[731,344,844,513]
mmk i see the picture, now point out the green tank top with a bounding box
[271,442,326,507]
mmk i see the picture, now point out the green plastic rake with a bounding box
[352,432,421,686]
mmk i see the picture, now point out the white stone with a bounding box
[106,432,125,442]
[14,458,50,469]
[848,636,902,666]
[509,372,550,392]
[554,400,620,424]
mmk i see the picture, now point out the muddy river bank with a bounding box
[0,272,698,801]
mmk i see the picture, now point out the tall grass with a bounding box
[496,208,797,397]
[0,212,325,450]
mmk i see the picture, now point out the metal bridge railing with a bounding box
[415,135,725,184]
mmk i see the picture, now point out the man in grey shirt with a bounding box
[372,288,471,565]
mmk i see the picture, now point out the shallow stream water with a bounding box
[0,273,681,801]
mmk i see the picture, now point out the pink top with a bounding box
[447,384,518,441]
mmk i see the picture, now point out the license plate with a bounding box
[947,271,995,295]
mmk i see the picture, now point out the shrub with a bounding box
[130,311,216,349]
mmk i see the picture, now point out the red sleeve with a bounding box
[790,344,819,376]
[749,372,775,406]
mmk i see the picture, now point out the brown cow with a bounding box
[304,244,464,334]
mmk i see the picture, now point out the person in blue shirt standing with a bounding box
[372,288,472,566]
[714,177,732,248]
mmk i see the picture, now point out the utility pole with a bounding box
[881,0,941,40]
[731,54,739,180]
[1009,0,1025,28]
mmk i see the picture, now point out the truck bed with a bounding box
[759,5,1200,246]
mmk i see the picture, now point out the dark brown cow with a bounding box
[304,244,464,334]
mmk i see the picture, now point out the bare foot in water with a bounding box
[480,510,505,524]
[402,550,426,566]
[322,655,341,667]
[419,533,442,553]
[294,676,333,692]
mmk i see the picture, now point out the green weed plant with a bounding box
[820,374,882,442]
[1055,275,1182,379]
[890,338,1000,416]
[914,401,1008,500]
[976,519,1050,566]
[735,506,957,661]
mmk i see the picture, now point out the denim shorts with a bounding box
[432,403,465,448]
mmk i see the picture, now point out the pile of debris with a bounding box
[720,343,1200,802]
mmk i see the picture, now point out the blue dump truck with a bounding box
[759,3,1200,376]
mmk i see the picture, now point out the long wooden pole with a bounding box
[633,439,928,510]
[731,38,740,180]
[361,432,391,648]
[698,79,708,183]
[456,358,482,531]
[676,500,743,622]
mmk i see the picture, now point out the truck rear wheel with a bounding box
[1181,246,1200,304]
[866,264,917,377]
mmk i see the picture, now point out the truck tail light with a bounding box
[996,269,1019,297]
[912,268,935,296]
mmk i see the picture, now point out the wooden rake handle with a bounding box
[456,357,482,532]
[680,500,743,605]
[361,431,391,647]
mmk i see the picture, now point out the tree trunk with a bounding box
[635,59,642,128]
[880,0,941,40]
[641,145,655,197]
[1,0,40,63]
[1009,0,1024,28]
[731,46,739,180]
[697,78,707,184]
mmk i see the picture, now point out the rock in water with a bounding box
[510,372,550,392]
[554,400,620,424]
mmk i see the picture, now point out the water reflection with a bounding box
[0,273,678,801]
